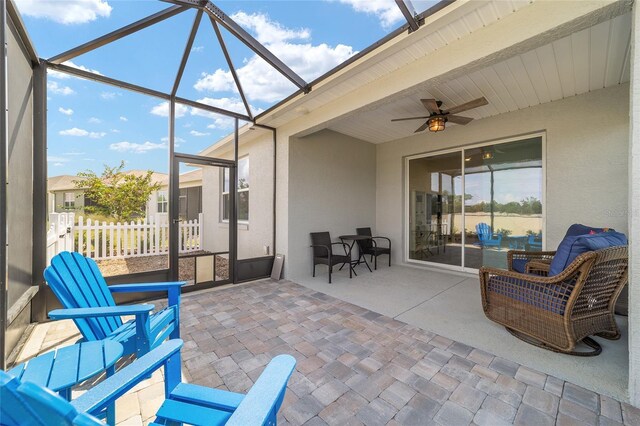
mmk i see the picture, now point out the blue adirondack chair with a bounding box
[0,339,296,426]
[44,251,185,358]
[528,233,543,250]
[475,223,502,248]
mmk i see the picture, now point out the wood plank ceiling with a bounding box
[327,12,631,144]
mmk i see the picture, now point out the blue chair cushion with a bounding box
[549,231,627,276]
[487,276,571,314]
[511,258,528,273]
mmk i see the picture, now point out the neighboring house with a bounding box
[47,169,203,222]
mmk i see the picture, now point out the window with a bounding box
[64,192,75,209]
[222,157,249,222]
[157,190,168,213]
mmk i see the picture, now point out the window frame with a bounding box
[157,190,168,213]
[222,156,249,223]
[63,192,75,210]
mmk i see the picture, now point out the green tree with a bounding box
[74,161,161,222]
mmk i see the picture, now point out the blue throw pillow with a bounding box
[549,231,627,276]
[565,224,609,237]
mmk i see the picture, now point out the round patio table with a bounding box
[339,235,373,274]
[7,340,123,400]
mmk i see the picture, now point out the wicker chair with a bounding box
[480,246,628,356]
[310,232,352,283]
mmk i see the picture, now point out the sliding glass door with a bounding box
[407,135,543,271]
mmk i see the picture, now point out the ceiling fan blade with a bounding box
[444,97,488,115]
[391,116,431,122]
[446,115,473,125]
[421,99,440,114]
[414,122,430,133]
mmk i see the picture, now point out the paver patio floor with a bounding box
[12,279,640,425]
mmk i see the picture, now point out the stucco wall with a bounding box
[287,129,377,279]
[376,84,629,265]
[201,135,274,259]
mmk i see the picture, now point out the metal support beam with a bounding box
[48,5,187,64]
[46,62,170,100]
[395,0,420,32]
[161,0,309,92]
[210,17,253,120]
[0,0,8,370]
[175,96,250,121]
[31,60,47,323]
[7,0,37,64]
[171,10,202,96]
[230,118,238,283]
[169,99,178,281]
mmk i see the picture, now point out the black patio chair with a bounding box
[310,232,352,283]
[356,227,391,270]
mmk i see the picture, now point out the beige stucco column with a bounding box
[629,0,640,408]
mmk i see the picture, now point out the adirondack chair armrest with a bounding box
[108,282,186,293]
[48,304,155,319]
[72,340,184,416]
[226,354,296,426]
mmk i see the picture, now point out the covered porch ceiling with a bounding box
[257,0,632,144]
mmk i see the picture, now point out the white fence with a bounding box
[46,213,203,265]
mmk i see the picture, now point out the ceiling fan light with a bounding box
[428,116,445,132]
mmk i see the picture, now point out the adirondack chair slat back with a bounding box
[476,223,491,241]
[0,371,102,426]
[44,252,122,340]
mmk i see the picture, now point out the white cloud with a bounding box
[83,158,96,161]
[88,117,102,124]
[150,102,189,118]
[48,60,102,79]
[100,91,120,100]
[193,97,259,129]
[48,81,75,96]
[232,11,310,45]
[59,127,106,138]
[47,155,69,163]
[109,141,168,154]
[191,46,204,53]
[332,0,403,29]
[111,129,120,133]
[190,130,210,137]
[119,116,128,122]
[63,151,85,156]
[194,12,355,103]
[14,0,112,24]
[58,107,73,115]
[53,163,64,167]
[161,136,185,144]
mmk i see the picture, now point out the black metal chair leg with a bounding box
[374,254,377,270]
[388,253,391,267]
[329,265,332,284]
[313,264,316,277]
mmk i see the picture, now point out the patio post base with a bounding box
[505,327,602,357]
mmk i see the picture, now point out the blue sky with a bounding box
[14,0,439,177]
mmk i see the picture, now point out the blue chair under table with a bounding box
[0,339,296,426]
[475,223,502,248]
[44,251,185,358]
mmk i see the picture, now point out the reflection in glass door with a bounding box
[407,135,543,270]
[408,151,462,266]
[463,137,543,269]
[171,155,235,287]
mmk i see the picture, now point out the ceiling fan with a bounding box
[391,97,488,133]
